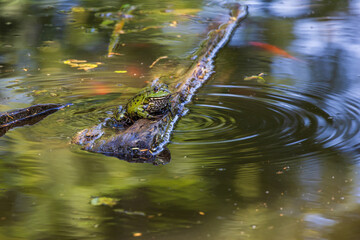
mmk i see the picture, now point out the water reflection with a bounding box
[1,0,360,239]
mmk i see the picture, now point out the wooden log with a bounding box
[72,4,248,164]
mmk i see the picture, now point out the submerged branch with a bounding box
[73,4,248,164]
[0,104,67,137]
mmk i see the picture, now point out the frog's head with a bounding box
[147,84,171,99]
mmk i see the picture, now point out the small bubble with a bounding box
[251,225,257,229]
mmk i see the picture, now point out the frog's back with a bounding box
[123,84,172,120]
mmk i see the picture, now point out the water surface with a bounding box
[1,0,360,239]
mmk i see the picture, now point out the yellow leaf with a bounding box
[32,90,48,95]
[72,7,86,13]
[115,70,127,73]
[90,197,119,207]
[64,59,102,71]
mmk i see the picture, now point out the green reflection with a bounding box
[1,0,360,239]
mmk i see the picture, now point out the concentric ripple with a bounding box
[172,84,360,159]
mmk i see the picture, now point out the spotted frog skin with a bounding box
[116,84,172,122]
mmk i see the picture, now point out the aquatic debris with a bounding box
[276,166,290,175]
[90,197,119,207]
[249,41,299,61]
[108,52,124,56]
[169,21,178,27]
[71,7,86,13]
[114,209,146,216]
[107,5,136,57]
[133,233,142,237]
[114,70,127,73]
[0,104,68,137]
[113,20,125,34]
[63,59,102,71]
[244,73,265,83]
[32,89,48,95]
[149,56,168,68]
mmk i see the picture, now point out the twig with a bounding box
[149,56,168,68]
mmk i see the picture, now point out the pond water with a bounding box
[1,0,360,239]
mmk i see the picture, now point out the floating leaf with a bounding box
[90,197,119,207]
[63,59,102,71]
[71,7,86,13]
[32,89,48,95]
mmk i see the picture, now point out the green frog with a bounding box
[115,84,172,122]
